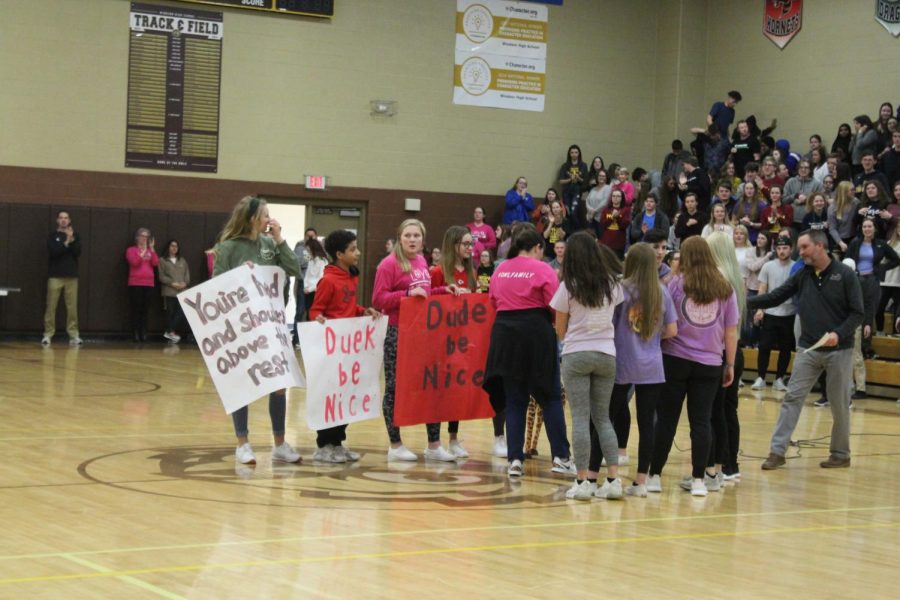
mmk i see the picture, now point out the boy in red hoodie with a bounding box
[308,229,380,463]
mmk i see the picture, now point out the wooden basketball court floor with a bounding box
[0,341,897,598]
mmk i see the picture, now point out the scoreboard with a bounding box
[172,0,334,18]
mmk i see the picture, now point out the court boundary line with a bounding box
[2,520,896,586]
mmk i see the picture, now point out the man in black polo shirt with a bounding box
[43,210,82,346]
[750,229,863,470]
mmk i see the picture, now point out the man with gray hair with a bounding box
[748,229,863,469]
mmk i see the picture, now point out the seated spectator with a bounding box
[503,176,534,224]
[547,240,565,274]
[853,150,890,193]
[760,184,793,236]
[468,206,496,256]
[678,157,712,213]
[702,203,734,238]
[630,192,670,243]
[712,180,737,215]
[612,166,636,206]
[674,192,708,245]
[599,189,631,258]
[732,181,767,244]
[832,123,852,162]
[783,159,823,228]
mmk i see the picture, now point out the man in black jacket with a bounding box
[751,229,863,470]
[43,210,81,346]
[678,157,712,213]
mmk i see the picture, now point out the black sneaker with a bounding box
[851,390,867,400]
[813,397,829,407]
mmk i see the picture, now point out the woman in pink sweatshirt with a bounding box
[372,219,456,463]
[125,227,159,342]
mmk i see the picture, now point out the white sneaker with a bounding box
[508,459,524,477]
[691,478,708,497]
[751,377,766,390]
[387,445,417,461]
[448,440,469,458]
[566,480,597,500]
[163,331,181,343]
[716,472,725,488]
[680,476,693,491]
[723,471,741,481]
[773,377,788,392]
[493,435,508,458]
[335,445,360,462]
[601,455,629,467]
[69,337,83,346]
[595,478,624,500]
[551,456,577,476]
[625,482,647,497]
[272,442,302,463]
[704,473,721,492]
[235,442,256,465]
[41,336,51,346]
[313,444,345,463]
[424,446,457,462]
[646,474,662,493]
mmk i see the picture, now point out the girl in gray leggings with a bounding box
[550,231,623,501]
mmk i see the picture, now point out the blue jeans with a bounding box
[504,350,570,462]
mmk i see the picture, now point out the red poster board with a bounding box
[394,295,496,426]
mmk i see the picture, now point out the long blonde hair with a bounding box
[733,224,752,248]
[706,232,746,327]
[622,243,663,341]
[833,181,855,222]
[219,195,265,243]
[679,237,733,304]
[392,219,426,273]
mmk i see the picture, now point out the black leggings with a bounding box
[596,383,662,474]
[651,354,722,479]
[876,286,900,333]
[757,314,795,380]
[316,425,348,448]
[447,412,505,437]
[710,349,744,470]
[129,286,153,336]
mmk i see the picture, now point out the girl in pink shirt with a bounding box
[467,206,497,257]
[125,228,159,342]
[483,226,573,478]
[373,219,455,463]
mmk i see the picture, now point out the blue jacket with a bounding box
[503,189,534,224]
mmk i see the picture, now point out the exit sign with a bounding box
[305,175,327,190]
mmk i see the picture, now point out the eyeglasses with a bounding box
[460,241,474,247]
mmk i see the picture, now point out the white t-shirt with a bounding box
[758,259,796,317]
[550,282,623,356]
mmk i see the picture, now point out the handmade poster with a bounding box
[394,295,497,426]
[296,316,388,430]
[178,265,305,414]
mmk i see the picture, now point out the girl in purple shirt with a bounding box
[609,243,678,497]
[650,237,738,497]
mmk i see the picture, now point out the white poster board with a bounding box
[178,265,305,414]
[296,316,388,430]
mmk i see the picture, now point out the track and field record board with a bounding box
[126,3,223,172]
[174,0,333,19]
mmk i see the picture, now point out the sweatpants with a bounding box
[770,347,853,460]
[560,351,617,472]
[651,354,723,479]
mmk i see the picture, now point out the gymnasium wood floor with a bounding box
[0,341,897,599]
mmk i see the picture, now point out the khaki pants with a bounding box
[852,326,866,393]
[44,277,79,338]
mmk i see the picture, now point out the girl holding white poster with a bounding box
[214,196,302,466]
[373,219,456,462]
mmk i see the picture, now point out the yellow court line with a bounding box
[2,521,897,586]
[1,504,897,562]
[62,555,185,600]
